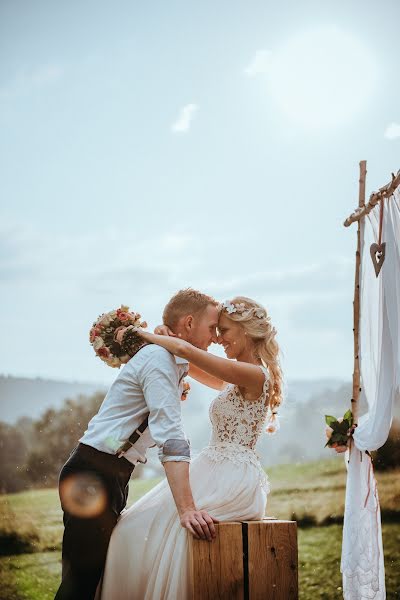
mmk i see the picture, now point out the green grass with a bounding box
[1,524,399,599]
[266,458,400,525]
[0,478,161,553]
[299,523,400,599]
[1,459,399,599]
[0,553,60,600]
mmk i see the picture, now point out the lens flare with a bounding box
[60,472,107,518]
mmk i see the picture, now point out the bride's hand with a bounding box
[134,328,157,342]
[154,324,178,337]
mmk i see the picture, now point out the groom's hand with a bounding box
[163,462,218,542]
[180,508,219,541]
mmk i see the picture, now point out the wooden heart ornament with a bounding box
[370,242,386,277]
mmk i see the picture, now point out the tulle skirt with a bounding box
[99,446,269,600]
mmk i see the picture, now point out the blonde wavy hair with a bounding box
[221,296,283,414]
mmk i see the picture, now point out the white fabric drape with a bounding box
[341,185,400,599]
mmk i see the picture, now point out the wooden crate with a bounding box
[188,519,298,600]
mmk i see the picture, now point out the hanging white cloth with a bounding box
[341,185,400,599]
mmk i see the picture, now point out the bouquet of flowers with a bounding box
[325,409,354,450]
[89,305,147,368]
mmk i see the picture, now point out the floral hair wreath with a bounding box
[221,300,277,334]
[221,300,265,318]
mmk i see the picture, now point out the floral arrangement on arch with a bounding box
[89,305,147,368]
[325,409,354,450]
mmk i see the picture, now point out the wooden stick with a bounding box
[351,160,367,427]
[344,169,400,227]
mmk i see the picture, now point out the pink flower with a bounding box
[114,326,127,344]
[331,442,348,453]
[181,382,190,401]
[98,347,110,358]
[117,308,130,321]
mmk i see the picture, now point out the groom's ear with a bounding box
[182,314,194,331]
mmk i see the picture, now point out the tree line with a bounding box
[0,393,104,493]
[0,391,399,494]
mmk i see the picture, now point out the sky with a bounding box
[1,0,399,385]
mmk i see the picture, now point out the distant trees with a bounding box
[0,421,30,493]
[0,393,103,493]
[374,420,400,471]
[1,386,399,494]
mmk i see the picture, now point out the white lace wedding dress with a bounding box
[99,366,271,600]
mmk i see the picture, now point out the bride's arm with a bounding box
[153,324,225,391]
[136,331,264,391]
[187,364,226,391]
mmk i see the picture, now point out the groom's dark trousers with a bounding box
[54,443,134,600]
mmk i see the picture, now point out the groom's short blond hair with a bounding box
[163,288,218,329]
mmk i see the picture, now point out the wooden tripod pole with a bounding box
[351,160,367,427]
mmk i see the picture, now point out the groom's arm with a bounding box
[136,349,190,463]
[163,462,217,541]
[136,349,217,540]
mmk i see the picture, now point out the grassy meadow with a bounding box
[1,459,399,599]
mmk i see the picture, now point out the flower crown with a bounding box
[221,300,265,319]
[221,300,277,337]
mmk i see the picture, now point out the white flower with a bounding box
[222,300,236,314]
[266,423,277,434]
[254,308,265,318]
[235,303,247,313]
[107,357,121,368]
[93,337,104,350]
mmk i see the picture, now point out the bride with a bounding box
[98,296,283,600]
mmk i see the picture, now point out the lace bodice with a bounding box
[208,366,270,449]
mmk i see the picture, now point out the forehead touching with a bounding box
[218,313,234,329]
[199,303,219,326]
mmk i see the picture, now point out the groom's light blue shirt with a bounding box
[80,345,190,465]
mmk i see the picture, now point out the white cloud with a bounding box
[171,103,199,134]
[0,221,198,289]
[203,257,354,298]
[0,64,63,98]
[244,49,273,77]
[384,122,400,140]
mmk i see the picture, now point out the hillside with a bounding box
[0,374,345,425]
[0,375,107,424]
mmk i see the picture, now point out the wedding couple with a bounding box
[55,288,283,600]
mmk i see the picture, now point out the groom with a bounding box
[55,288,220,600]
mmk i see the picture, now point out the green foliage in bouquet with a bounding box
[324,409,354,448]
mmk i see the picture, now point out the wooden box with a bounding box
[188,519,298,599]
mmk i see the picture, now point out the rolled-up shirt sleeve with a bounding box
[137,349,190,464]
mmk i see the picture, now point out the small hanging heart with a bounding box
[370,242,386,277]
